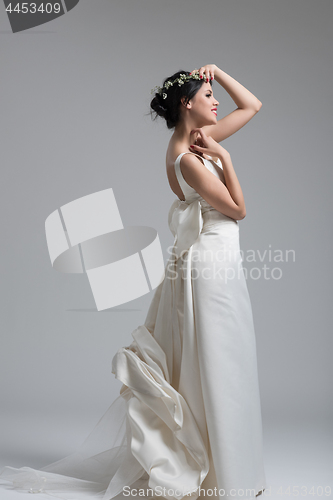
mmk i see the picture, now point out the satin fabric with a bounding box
[0,153,267,500]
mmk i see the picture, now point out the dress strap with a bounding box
[174,152,205,200]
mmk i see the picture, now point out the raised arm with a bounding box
[191,64,262,143]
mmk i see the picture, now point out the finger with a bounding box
[190,144,204,152]
[190,129,201,141]
[193,127,207,140]
[190,128,203,135]
[190,131,200,144]
[192,128,207,144]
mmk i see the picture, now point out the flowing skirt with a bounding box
[0,210,267,500]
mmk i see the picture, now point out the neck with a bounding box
[173,117,202,149]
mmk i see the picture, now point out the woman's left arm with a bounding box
[197,64,262,143]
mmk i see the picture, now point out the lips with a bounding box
[211,108,217,116]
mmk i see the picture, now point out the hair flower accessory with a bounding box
[151,71,202,99]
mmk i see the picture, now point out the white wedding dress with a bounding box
[0,152,267,500]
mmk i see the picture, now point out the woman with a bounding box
[147,64,267,499]
[0,64,267,500]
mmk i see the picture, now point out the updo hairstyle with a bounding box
[150,70,211,129]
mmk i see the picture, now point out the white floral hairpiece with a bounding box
[151,72,203,99]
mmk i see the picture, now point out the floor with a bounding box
[0,416,331,500]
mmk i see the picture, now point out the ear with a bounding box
[181,96,191,109]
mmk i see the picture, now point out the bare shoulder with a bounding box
[178,152,206,175]
[177,153,214,191]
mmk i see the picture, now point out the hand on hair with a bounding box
[190,65,217,83]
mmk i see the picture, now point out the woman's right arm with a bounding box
[185,127,246,220]
[179,153,246,221]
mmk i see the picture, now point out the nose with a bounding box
[212,94,219,106]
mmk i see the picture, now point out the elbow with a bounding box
[254,100,262,112]
[238,208,247,220]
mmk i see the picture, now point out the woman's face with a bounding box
[188,82,219,126]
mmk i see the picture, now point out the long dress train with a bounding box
[0,152,267,500]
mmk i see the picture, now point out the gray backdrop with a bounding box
[1,0,332,494]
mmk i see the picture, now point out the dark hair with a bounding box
[150,70,212,129]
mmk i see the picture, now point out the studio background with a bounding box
[1,0,332,496]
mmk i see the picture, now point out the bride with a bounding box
[0,64,267,500]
